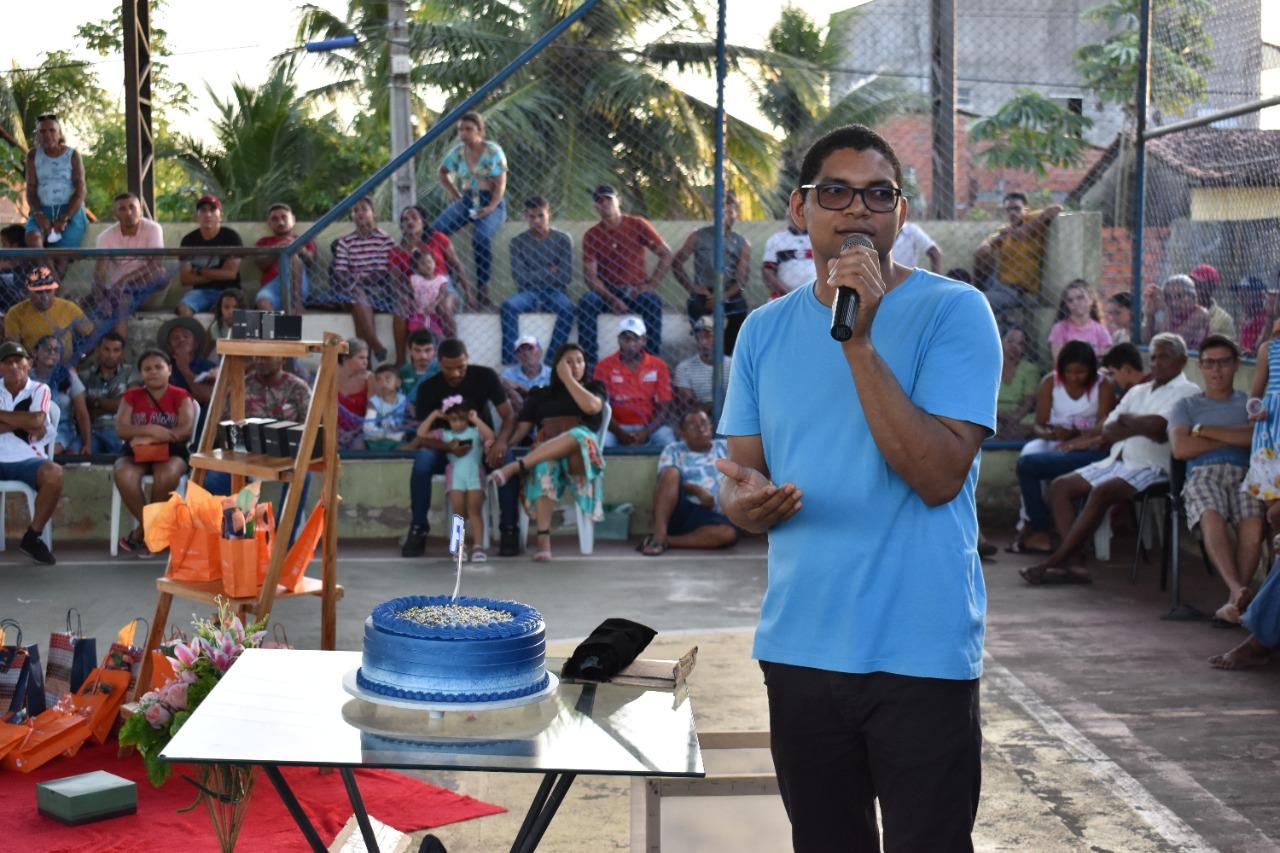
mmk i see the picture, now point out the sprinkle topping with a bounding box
[395,604,514,628]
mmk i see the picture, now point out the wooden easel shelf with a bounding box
[189,450,308,481]
[215,339,334,358]
[156,576,345,607]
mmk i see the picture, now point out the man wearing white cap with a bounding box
[592,316,675,448]
[500,334,552,410]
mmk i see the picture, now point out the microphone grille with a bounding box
[841,233,874,252]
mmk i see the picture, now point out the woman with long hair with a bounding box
[390,204,471,339]
[336,337,373,450]
[432,111,507,308]
[1048,279,1111,358]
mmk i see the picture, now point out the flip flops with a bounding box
[1020,566,1091,585]
[636,535,669,557]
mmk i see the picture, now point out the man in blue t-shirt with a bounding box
[716,125,1001,851]
[1167,333,1262,625]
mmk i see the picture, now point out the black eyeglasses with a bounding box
[800,184,902,213]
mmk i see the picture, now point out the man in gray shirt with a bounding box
[672,190,751,355]
[1168,334,1262,625]
[500,196,574,364]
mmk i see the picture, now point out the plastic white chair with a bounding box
[0,400,58,551]
[110,399,201,556]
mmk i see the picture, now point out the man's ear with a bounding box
[897,194,910,233]
[787,189,807,233]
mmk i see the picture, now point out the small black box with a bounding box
[231,309,264,339]
[243,418,277,454]
[286,423,324,460]
[217,419,246,451]
[261,312,302,341]
[263,420,298,457]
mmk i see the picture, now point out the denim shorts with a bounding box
[0,457,49,489]
[179,287,224,313]
[256,270,312,310]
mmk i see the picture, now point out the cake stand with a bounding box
[341,668,558,720]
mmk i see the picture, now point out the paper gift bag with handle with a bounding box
[103,618,147,698]
[67,666,132,744]
[1,618,46,717]
[272,501,325,593]
[1,707,93,773]
[147,624,185,692]
[0,719,26,762]
[223,503,272,598]
[146,483,222,583]
[44,608,97,708]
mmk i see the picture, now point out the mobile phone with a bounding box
[456,439,473,450]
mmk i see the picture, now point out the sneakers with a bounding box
[19,529,54,565]
[498,528,520,557]
[401,525,428,558]
[118,530,152,559]
[470,550,487,563]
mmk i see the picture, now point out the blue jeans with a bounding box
[576,286,664,365]
[92,427,124,455]
[432,192,506,294]
[1243,559,1280,647]
[604,423,676,449]
[501,288,575,364]
[1016,449,1107,532]
[410,446,517,531]
[256,269,311,310]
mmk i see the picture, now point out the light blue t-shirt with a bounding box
[718,271,1001,680]
[658,439,729,511]
[501,363,552,391]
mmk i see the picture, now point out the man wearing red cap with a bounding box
[176,194,243,317]
[3,266,93,362]
[1189,263,1237,341]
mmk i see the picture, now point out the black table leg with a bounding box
[340,767,381,853]
[509,772,576,853]
[262,765,327,853]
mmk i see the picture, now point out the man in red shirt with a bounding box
[592,316,675,448]
[254,202,316,312]
[576,185,673,365]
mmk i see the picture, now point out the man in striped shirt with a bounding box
[332,196,398,364]
[673,315,731,417]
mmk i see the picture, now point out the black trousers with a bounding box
[761,661,982,853]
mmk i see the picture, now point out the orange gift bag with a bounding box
[67,667,132,745]
[1,708,92,773]
[272,502,326,593]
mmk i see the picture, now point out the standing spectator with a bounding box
[1048,279,1111,358]
[761,222,814,298]
[23,113,88,263]
[673,316,732,417]
[592,316,675,448]
[1189,264,1236,341]
[422,400,494,561]
[253,203,315,312]
[1233,276,1269,356]
[176,194,243,318]
[892,220,942,272]
[93,192,168,335]
[398,328,439,423]
[973,192,1062,322]
[114,348,195,558]
[576,185,673,365]
[1168,335,1261,625]
[672,191,751,354]
[30,336,90,455]
[80,331,139,454]
[0,225,33,311]
[639,410,737,555]
[996,326,1040,439]
[390,204,471,340]
[1104,292,1132,345]
[432,111,507,308]
[500,335,552,412]
[332,197,399,365]
[1143,274,1211,347]
[157,317,215,409]
[203,287,246,357]
[336,337,373,451]
[4,266,94,360]
[364,364,410,451]
[245,356,311,422]
[0,340,59,563]
[501,197,575,364]
[1243,325,1280,533]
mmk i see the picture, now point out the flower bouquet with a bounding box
[119,597,268,852]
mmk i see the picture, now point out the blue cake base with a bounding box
[342,668,558,713]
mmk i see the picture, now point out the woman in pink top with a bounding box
[1048,279,1112,359]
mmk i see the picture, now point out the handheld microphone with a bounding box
[830,233,873,342]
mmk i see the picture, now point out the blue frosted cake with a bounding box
[356,595,550,703]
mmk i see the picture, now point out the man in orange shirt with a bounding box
[576,185,673,365]
[592,316,676,448]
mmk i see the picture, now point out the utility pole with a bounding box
[929,0,955,219]
[388,0,416,217]
[122,0,155,217]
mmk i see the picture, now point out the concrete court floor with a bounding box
[1,532,1278,851]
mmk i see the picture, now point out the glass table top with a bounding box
[161,649,704,778]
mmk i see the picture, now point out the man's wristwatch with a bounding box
[1191,423,1203,437]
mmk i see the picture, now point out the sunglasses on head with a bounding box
[36,113,58,123]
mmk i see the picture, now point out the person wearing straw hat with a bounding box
[3,266,93,363]
[156,316,215,409]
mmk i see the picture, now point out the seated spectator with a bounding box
[364,364,410,451]
[487,343,606,562]
[336,337,373,451]
[0,340,60,563]
[30,335,90,455]
[892,220,942,272]
[245,356,311,422]
[1233,276,1269,356]
[1104,292,1132,345]
[4,266,94,361]
[1189,264,1236,341]
[398,328,439,425]
[945,267,972,285]
[1143,274,1210,347]
[592,316,675,449]
[1021,333,1200,584]
[973,192,1062,325]
[996,326,1039,439]
[0,224,32,312]
[1011,341,1116,554]
[390,204,470,341]
[672,191,751,354]
[114,348,196,557]
[501,197,575,364]
[157,317,215,409]
[577,185,672,365]
[81,332,139,454]
[500,335,551,412]
[762,222,813,298]
[406,250,448,338]
[1209,561,1280,670]
[253,202,315,312]
[1048,279,1111,358]
[204,287,246,358]
[673,315,731,417]
[332,196,399,365]
[23,114,88,263]
[93,192,168,335]
[1101,341,1148,400]
[176,194,242,317]
[1167,335,1261,625]
[639,410,737,556]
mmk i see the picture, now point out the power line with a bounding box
[0,43,269,77]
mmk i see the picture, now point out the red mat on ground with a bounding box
[0,743,505,852]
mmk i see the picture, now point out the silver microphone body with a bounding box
[830,233,874,341]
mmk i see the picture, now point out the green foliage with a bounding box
[75,0,193,114]
[970,90,1095,176]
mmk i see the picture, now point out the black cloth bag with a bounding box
[560,618,656,682]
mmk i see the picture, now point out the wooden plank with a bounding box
[215,339,341,358]
[155,575,343,605]
[189,450,300,480]
[699,731,771,750]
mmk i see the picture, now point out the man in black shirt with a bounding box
[176,194,242,317]
[401,338,521,557]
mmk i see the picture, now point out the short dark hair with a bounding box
[352,195,375,213]
[459,111,485,133]
[1108,291,1132,310]
[524,196,549,211]
[438,338,467,360]
[1003,192,1029,206]
[1101,341,1143,372]
[373,363,398,377]
[267,202,292,215]
[113,191,140,204]
[137,348,172,370]
[798,124,903,190]
[1198,334,1240,359]
[407,328,436,348]
[100,331,126,347]
[945,267,972,284]
[0,224,24,246]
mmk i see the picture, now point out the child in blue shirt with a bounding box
[423,395,494,560]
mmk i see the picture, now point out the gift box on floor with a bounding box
[36,770,136,825]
